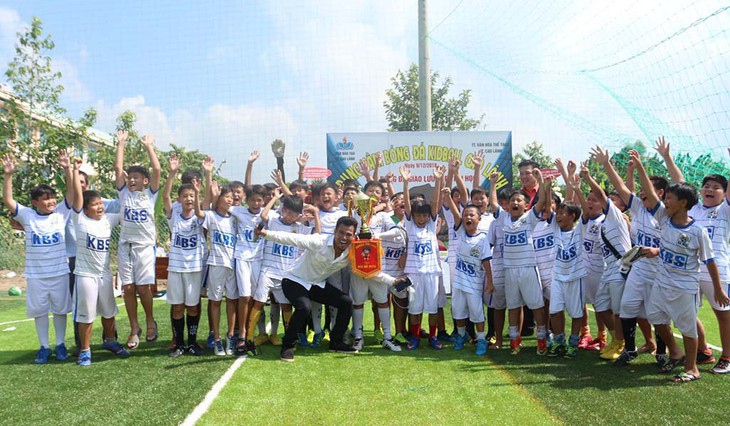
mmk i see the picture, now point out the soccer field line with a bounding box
[181,356,246,426]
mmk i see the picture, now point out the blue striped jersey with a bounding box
[319,208,348,235]
[546,215,586,282]
[452,226,492,294]
[73,211,120,277]
[627,194,661,276]
[261,211,313,280]
[533,220,557,284]
[600,200,632,280]
[117,186,158,245]
[166,212,206,273]
[488,218,504,281]
[581,214,605,275]
[494,206,542,268]
[65,198,119,257]
[229,206,264,261]
[377,225,407,279]
[14,202,72,279]
[202,210,237,269]
[403,214,441,274]
[690,201,730,282]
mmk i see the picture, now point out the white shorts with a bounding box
[167,271,203,306]
[73,275,118,323]
[620,269,653,318]
[647,285,699,338]
[549,278,584,319]
[117,243,156,286]
[700,279,730,312]
[452,288,485,323]
[595,279,625,313]
[505,267,544,310]
[206,265,237,302]
[350,274,389,305]
[387,272,408,299]
[255,274,290,304]
[582,273,601,305]
[542,279,551,301]
[235,259,260,298]
[408,272,438,315]
[26,275,72,318]
[484,268,506,309]
[437,273,447,308]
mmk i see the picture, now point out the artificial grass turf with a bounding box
[1,297,729,425]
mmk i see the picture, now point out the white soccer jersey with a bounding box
[229,206,264,261]
[452,225,492,294]
[319,208,348,235]
[691,201,730,282]
[403,214,441,274]
[261,212,313,280]
[202,211,237,269]
[600,200,632,280]
[581,214,605,275]
[166,212,206,273]
[14,202,72,279]
[533,220,557,283]
[378,224,407,278]
[654,204,714,292]
[118,186,158,245]
[65,198,119,257]
[443,205,461,265]
[478,211,494,234]
[627,194,661,276]
[494,206,542,269]
[73,211,120,277]
[546,215,587,282]
[488,219,504,280]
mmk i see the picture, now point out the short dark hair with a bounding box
[497,188,511,201]
[312,182,338,199]
[518,159,539,170]
[78,170,89,181]
[177,183,195,197]
[335,216,358,231]
[649,175,670,200]
[507,189,529,203]
[30,184,55,201]
[245,184,267,199]
[82,190,102,210]
[126,165,150,179]
[363,180,384,195]
[702,174,728,192]
[281,195,303,214]
[551,192,562,207]
[263,183,278,193]
[412,199,431,215]
[289,179,309,193]
[229,180,245,191]
[667,182,699,210]
[181,169,202,185]
[462,204,481,217]
[557,202,581,222]
[218,185,233,199]
[410,193,425,202]
[342,178,360,190]
[470,187,487,198]
[390,191,403,201]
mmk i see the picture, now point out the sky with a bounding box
[1,1,728,184]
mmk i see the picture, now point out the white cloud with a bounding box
[0,7,24,78]
[55,58,93,104]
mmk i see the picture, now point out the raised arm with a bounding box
[140,135,161,192]
[270,169,292,196]
[626,159,636,194]
[531,169,547,214]
[453,158,469,207]
[58,149,74,206]
[569,175,590,221]
[654,136,684,184]
[385,171,396,204]
[163,153,180,218]
[72,157,84,212]
[542,176,554,218]
[432,165,445,218]
[471,150,484,191]
[271,139,286,183]
[307,204,321,234]
[260,188,282,223]
[591,146,632,205]
[114,129,128,190]
[399,165,411,218]
[192,178,205,220]
[442,187,461,227]
[444,156,456,208]
[629,150,659,208]
[1,154,17,213]
[201,156,214,210]
[245,150,260,189]
[372,152,382,181]
[581,162,607,207]
[357,158,373,182]
[554,158,573,201]
[487,172,499,213]
[297,151,309,182]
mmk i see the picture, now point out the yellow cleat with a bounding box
[600,340,624,360]
[269,334,282,346]
[254,333,269,346]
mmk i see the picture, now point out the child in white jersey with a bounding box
[162,154,207,357]
[399,165,445,350]
[114,130,162,349]
[3,152,74,364]
[633,150,729,382]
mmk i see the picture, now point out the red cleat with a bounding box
[578,334,593,349]
[584,337,605,352]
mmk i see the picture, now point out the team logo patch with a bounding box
[470,246,481,258]
[677,233,691,247]
[589,223,599,234]
[708,209,718,219]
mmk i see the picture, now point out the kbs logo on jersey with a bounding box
[173,234,198,250]
[212,230,236,248]
[533,235,554,251]
[31,231,62,246]
[556,244,578,262]
[384,246,405,259]
[660,247,689,269]
[636,230,660,248]
[124,207,149,223]
[583,240,595,253]
[705,226,716,240]
[272,243,296,258]
[455,257,478,276]
[504,231,527,246]
[242,228,255,242]
[414,241,433,256]
[86,234,111,252]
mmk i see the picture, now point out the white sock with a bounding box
[353,308,364,339]
[477,332,486,341]
[311,302,322,334]
[377,308,392,340]
[457,326,466,336]
[35,315,50,348]
[537,325,547,340]
[270,304,280,334]
[53,314,67,346]
[509,326,519,339]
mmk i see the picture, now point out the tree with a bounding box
[384,63,483,131]
[511,140,554,182]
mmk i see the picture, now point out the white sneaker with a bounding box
[214,339,226,356]
[353,337,364,351]
[712,358,730,374]
[225,337,235,355]
[382,338,402,352]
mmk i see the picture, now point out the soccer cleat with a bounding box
[655,353,669,367]
[311,331,326,349]
[547,342,566,358]
[429,336,444,350]
[659,356,686,373]
[235,340,248,356]
[437,331,451,342]
[35,347,52,364]
[600,340,624,360]
[381,338,402,352]
[453,333,468,351]
[614,350,638,367]
[225,336,236,355]
[599,339,615,355]
[55,343,69,362]
[206,331,215,349]
[329,342,358,354]
[564,345,578,359]
[307,329,316,343]
[419,329,429,339]
[169,347,185,358]
[297,333,310,347]
[77,349,91,366]
[578,334,593,349]
[510,338,522,355]
[536,338,548,356]
[280,347,295,362]
[269,334,282,346]
[394,332,409,345]
[246,340,260,356]
[188,344,205,356]
[374,328,384,342]
[323,330,331,343]
[214,339,226,356]
[585,336,606,352]
[711,357,730,374]
[102,340,131,357]
[448,330,459,343]
[407,336,420,350]
[475,338,487,356]
[254,334,269,346]
[353,337,364,351]
[697,348,716,365]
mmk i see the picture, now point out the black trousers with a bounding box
[282,278,353,349]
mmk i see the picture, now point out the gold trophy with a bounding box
[348,191,378,239]
[348,191,383,278]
